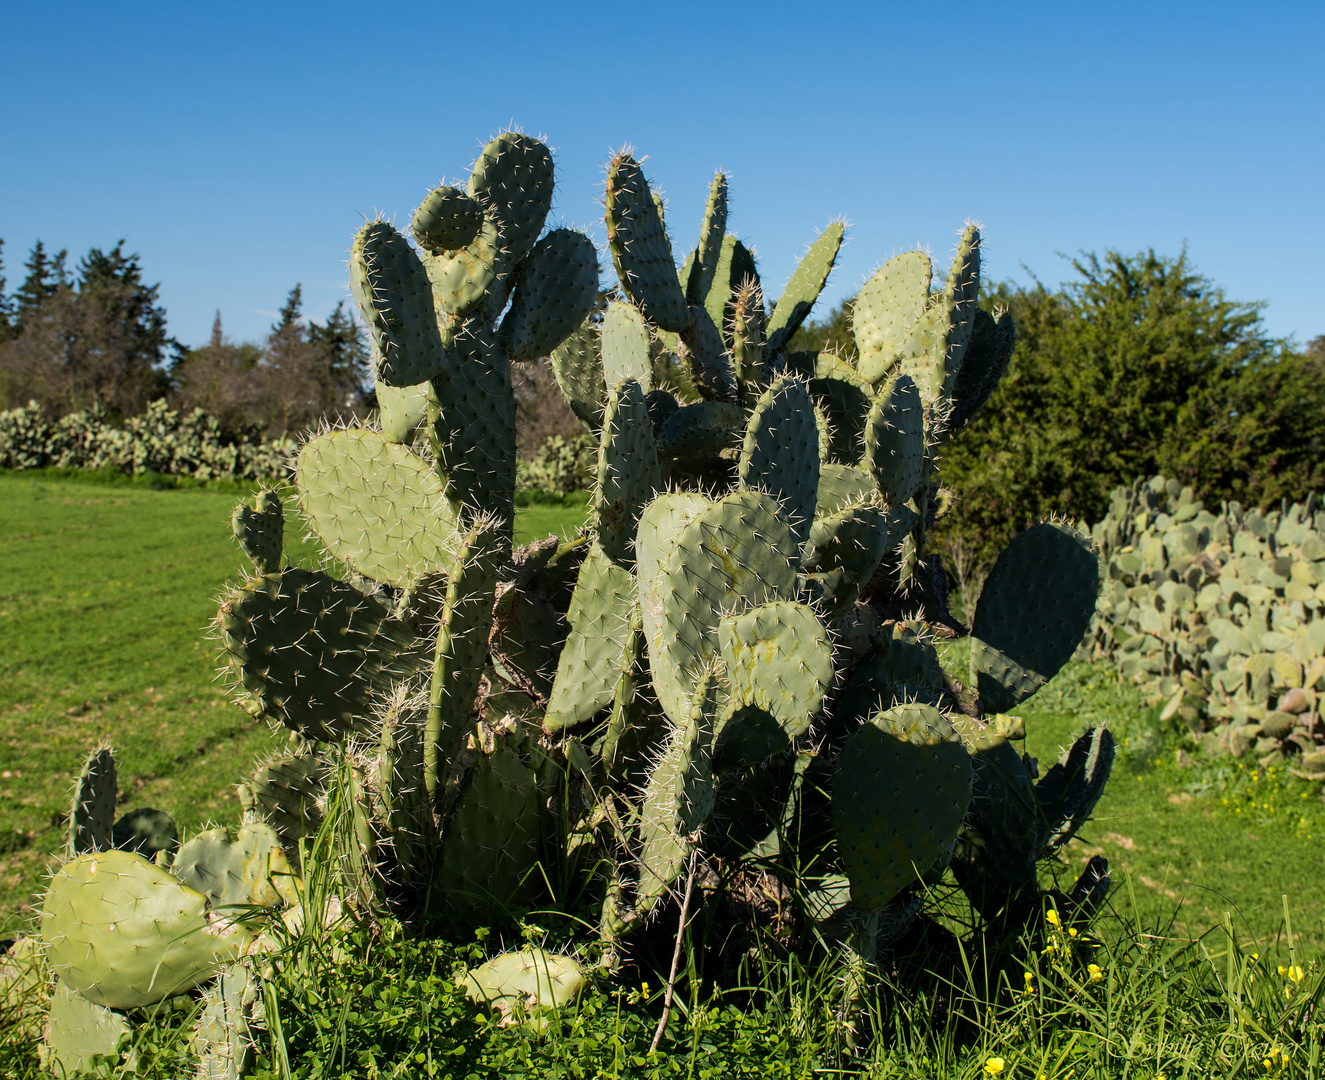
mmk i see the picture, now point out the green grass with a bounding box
[0,474,588,928]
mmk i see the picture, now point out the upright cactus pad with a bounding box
[69,746,116,855]
[686,170,729,303]
[852,251,933,386]
[42,850,249,1010]
[765,223,844,356]
[864,373,925,507]
[467,131,555,265]
[601,301,653,392]
[739,375,821,550]
[412,185,483,253]
[173,823,297,910]
[231,489,283,576]
[218,568,412,741]
[970,522,1100,713]
[497,229,599,364]
[295,428,459,586]
[549,321,606,431]
[1034,726,1115,854]
[832,704,973,910]
[593,377,662,564]
[42,979,133,1077]
[237,750,326,855]
[350,221,451,387]
[606,152,691,333]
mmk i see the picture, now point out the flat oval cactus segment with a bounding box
[765,222,844,356]
[498,228,600,364]
[605,152,690,333]
[864,373,925,507]
[678,303,738,403]
[600,301,653,392]
[412,185,483,253]
[715,601,834,767]
[350,220,451,387]
[809,374,872,466]
[110,808,178,859]
[970,521,1100,713]
[464,948,584,1019]
[41,850,248,1011]
[544,543,637,732]
[69,746,116,856]
[593,378,661,565]
[852,250,933,386]
[832,703,973,910]
[218,568,407,742]
[687,171,729,303]
[645,490,799,727]
[549,320,605,432]
[739,375,821,550]
[43,979,133,1078]
[468,131,555,264]
[231,489,283,575]
[296,428,459,587]
[1034,725,1116,854]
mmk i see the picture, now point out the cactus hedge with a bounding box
[18,130,1118,1068]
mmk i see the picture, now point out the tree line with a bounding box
[792,248,1325,584]
[0,239,371,436]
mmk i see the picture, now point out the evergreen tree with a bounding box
[210,310,223,348]
[274,285,304,338]
[13,241,69,327]
[308,300,370,391]
[0,239,13,340]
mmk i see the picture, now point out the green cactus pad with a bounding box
[376,379,434,445]
[804,503,916,616]
[237,750,326,856]
[173,823,296,910]
[739,375,821,550]
[497,229,600,364]
[545,544,638,732]
[678,303,739,403]
[412,185,483,253]
[642,490,799,727]
[809,374,871,465]
[815,462,876,517]
[601,301,653,392]
[425,516,505,800]
[43,979,133,1078]
[687,172,729,303]
[1034,725,1115,854]
[231,489,283,575]
[424,214,504,317]
[730,282,766,399]
[657,400,744,460]
[765,223,844,356]
[938,224,981,398]
[949,309,1015,438]
[111,808,178,859]
[42,849,249,1010]
[635,672,718,917]
[832,704,973,910]
[439,740,543,922]
[699,234,756,344]
[218,568,409,741]
[295,428,460,587]
[465,948,584,1021]
[549,321,605,432]
[594,378,662,564]
[958,734,1038,893]
[429,317,518,526]
[715,601,834,766]
[970,522,1100,713]
[69,745,116,855]
[864,373,925,506]
[852,251,934,385]
[374,687,433,885]
[468,132,555,265]
[606,152,690,332]
[192,963,259,1080]
[350,221,451,387]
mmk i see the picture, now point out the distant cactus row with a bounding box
[1091,476,1325,774]
[14,130,1117,1072]
[0,399,293,481]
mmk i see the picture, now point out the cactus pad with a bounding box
[412,185,483,253]
[69,746,116,855]
[468,132,555,265]
[765,223,844,356]
[218,568,409,741]
[111,808,178,859]
[497,228,599,364]
[465,948,584,1020]
[832,704,973,910]
[237,750,326,856]
[173,823,297,909]
[42,979,133,1077]
[350,221,451,387]
[593,378,661,564]
[864,373,925,507]
[1034,725,1115,854]
[42,849,248,1010]
[601,301,653,392]
[296,428,459,586]
[549,321,605,431]
[852,251,933,385]
[231,489,283,575]
[970,522,1099,713]
[605,152,690,332]
[678,304,738,403]
[739,375,821,550]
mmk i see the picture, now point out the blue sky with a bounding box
[2,2,1320,349]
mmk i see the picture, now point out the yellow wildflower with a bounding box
[1045,909,1060,928]
[1087,963,1104,983]
[1068,927,1078,938]
[984,1058,1005,1076]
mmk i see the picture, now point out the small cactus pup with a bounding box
[464,948,584,1028]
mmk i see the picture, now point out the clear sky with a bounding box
[2,2,1320,350]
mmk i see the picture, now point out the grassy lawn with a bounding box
[0,474,588,929]
[2,473,1323,955]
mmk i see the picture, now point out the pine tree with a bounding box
[13,241,69,326]
[308,300,370,390]
[0,239,13,340]
[274,285,304,338]
[211,310,223,348]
